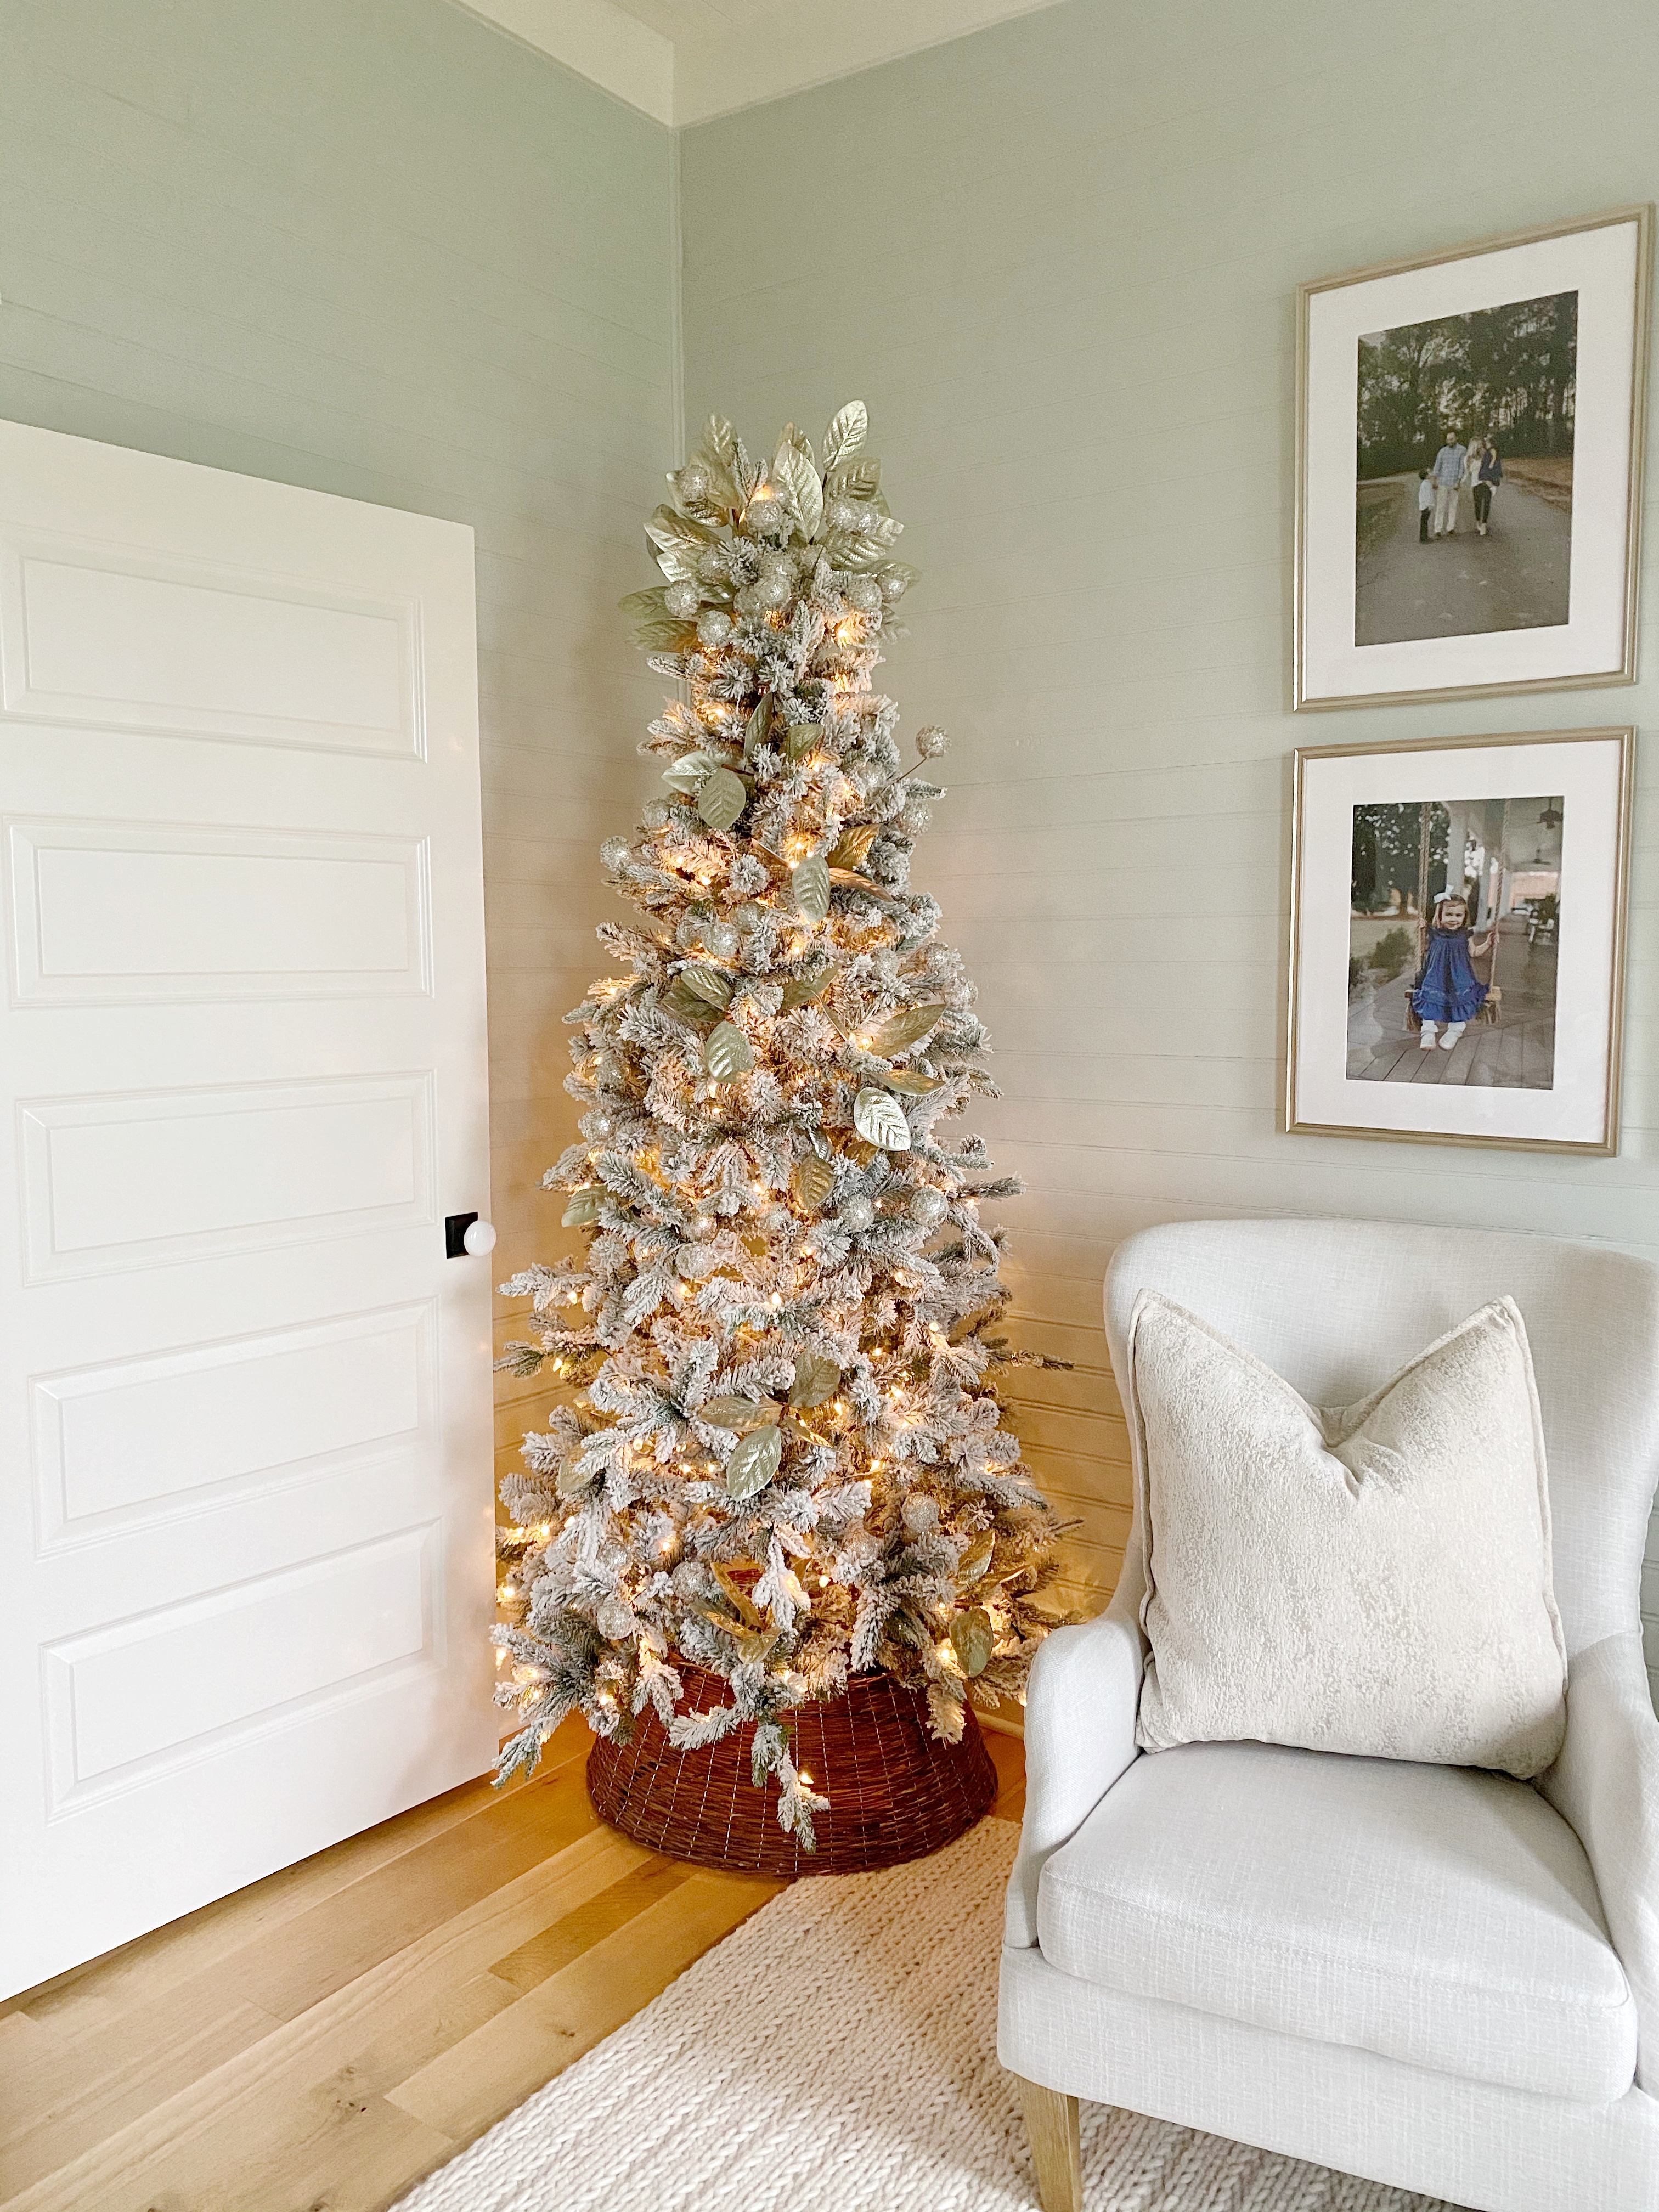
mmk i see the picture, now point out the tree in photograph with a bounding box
[492,403,1066,1842]
[1357,290,1579,478]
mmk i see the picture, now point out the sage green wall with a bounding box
[0,0,675,1481]
[679,0,1659,1692]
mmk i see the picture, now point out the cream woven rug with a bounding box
[395,1815,1460,2212]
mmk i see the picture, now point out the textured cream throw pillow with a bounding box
[1128,1291,1568,1778]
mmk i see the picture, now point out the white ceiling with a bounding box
[458,0,1064,127]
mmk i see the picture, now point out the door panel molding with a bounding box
[18,1071,438,1282]
[40,1522,442,1815]
[0,527,424,757]
[30,1301,437,1551]
[5,816,433,1005]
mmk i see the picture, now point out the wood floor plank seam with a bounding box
[0,1734,1025,2212]
[2,1726,592,2046]
[0,1819,631,2212]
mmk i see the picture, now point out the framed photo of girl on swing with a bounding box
[1287,727,1634,1153]
[1295,205,1650,710]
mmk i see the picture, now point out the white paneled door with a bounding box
[0,422,498,1997]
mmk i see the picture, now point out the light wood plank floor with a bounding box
[0,1717,1026,2212]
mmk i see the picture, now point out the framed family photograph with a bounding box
[1295,206,1650,710]
[1287,727,1633,1152]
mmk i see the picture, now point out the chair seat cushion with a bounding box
[1036,1740,1635,2102]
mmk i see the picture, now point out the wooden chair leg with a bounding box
[1015,2073,1082,2212]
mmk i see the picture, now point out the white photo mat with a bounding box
[1289,730,1631,1150]
[1297,210,1646,708]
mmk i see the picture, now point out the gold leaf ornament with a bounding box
[785,721,822,761]
[697,766,748,833]
[644,503,719,581]
[877,1066,940,1097]
[853,1087,912,1152]
[780,968,830,1008]
[791,853,830,925]
[618,586,669,625]
[701,414,738,470]
[775,443,823,541]
[562,1188,603,1227]
[827,824,878,871]
[950,1606,995,1678]
[704,1022,755,1080]
[662,751,717,793]
[725,1421,783,1500]
[791,1153,835,1212]
[789,1351,841,1408]
[699,1396,782,1432]
[661,977,719,1029]
[957,1533,995,1585]
[821,401,868,470]
[678,963,733,1007]
[870,1003,946,1057]
[827,456,881,501]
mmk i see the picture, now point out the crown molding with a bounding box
[453,0,675,125]
[455,0,1064,127]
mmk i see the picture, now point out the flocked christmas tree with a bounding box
[493,402,1066,1845]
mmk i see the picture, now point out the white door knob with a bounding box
[462,1218,497,1256]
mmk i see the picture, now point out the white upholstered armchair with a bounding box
[998,1218,1659,2212]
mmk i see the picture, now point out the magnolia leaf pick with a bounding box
[950,1606,995,1678]
[792,1153,835,1211]
[704,1021,754,1080]
[853,1086,912,1152]
[792,853,831,925]
[697,766,748,833]
[789,1352,842,1408]
[725,1421,783,1500]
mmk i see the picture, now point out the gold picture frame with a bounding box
[1294,205,1651,712]
[1286,726,1634,1153]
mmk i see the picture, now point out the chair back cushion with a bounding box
[1104,1218,1659,1657]
[1128,1290,1567,1773]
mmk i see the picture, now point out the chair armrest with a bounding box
[1543,1630,1659,2094]
[1003,1591,1144,1947]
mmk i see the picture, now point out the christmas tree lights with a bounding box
[493,403,1066,1845]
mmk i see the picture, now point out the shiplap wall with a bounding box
[0,0,674,1489]
[678,0,1659,1703]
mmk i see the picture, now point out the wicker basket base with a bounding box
[586,1664,998,1876]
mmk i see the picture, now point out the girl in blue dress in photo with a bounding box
[1410,890,1494,1050]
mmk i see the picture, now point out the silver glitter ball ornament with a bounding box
[689,1211,717,1240]
[823,496,860,532]
[596,1597,635,1641]
[701,919,738,958]
[916,725,949,758]
[641,800,669,830]
[589,1112,612,1139]
[839,1194,875,1233]
[664,579,701,619]
[879,569,909,602]
[600,835,630,868]
[748,496,789,540]
[677,460,710,504]
[910,1187,949,1228]
[846,575,882,613]
[696,610,732,646]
